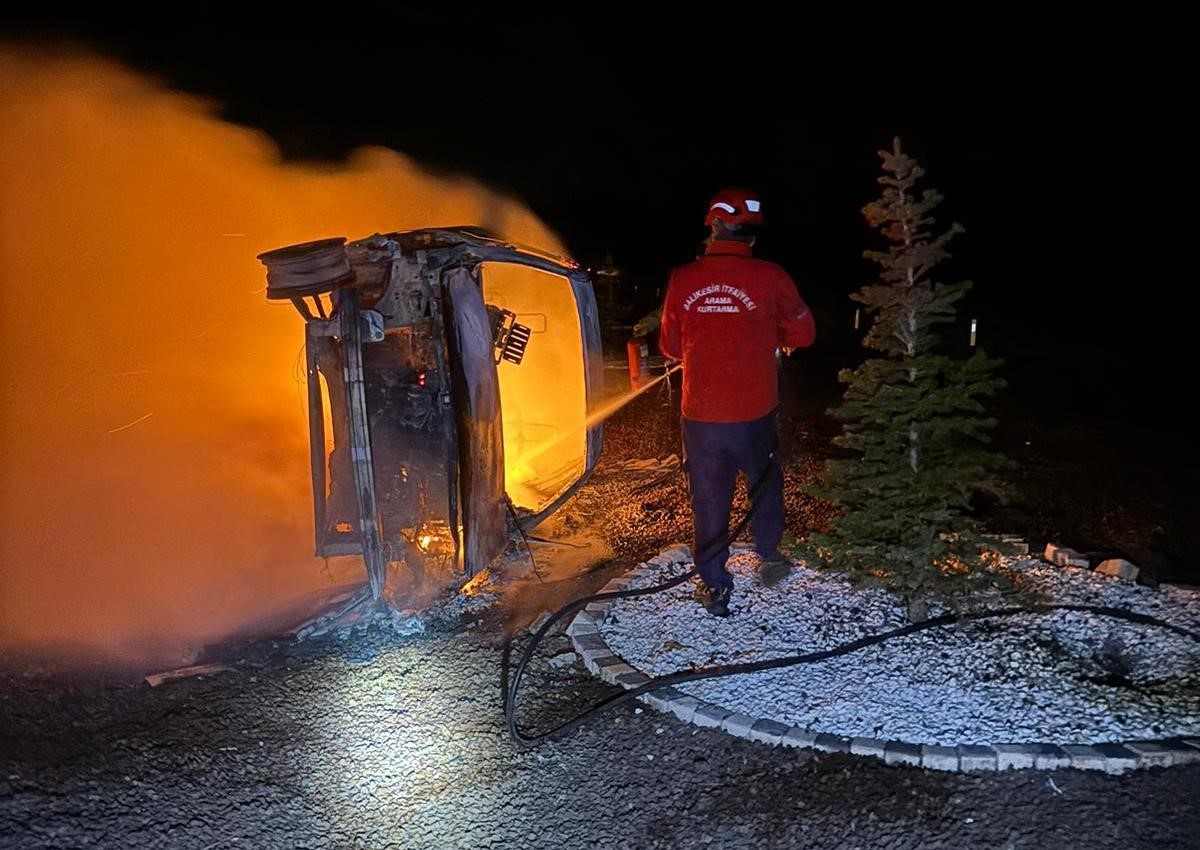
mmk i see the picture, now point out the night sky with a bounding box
[2,8,1177,412]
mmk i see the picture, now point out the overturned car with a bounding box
[258,228,602,605]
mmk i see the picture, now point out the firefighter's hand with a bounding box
[632,311,661,339]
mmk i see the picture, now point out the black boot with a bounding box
[694,583,732,617]
[757,554,792,587]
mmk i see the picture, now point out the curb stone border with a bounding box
[566,546,1200,775]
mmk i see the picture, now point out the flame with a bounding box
[0,44,562,667]
[482,263,588,512]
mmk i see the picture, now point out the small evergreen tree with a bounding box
[809,138,1007,616]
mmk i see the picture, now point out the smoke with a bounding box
[0,45,563,668]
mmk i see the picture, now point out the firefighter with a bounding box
[658,188,816,616]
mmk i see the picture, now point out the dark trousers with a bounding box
[682,412,784,590]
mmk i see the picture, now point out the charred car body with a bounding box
[259,228,602,603]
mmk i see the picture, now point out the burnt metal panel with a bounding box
[271,227,605,588]
[338,289,388,599]
[444,267,507,576]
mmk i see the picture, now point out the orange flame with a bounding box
[0,45,562,668]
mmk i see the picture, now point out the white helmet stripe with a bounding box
[710,202,737,214]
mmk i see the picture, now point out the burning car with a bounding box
[258,228,603,611]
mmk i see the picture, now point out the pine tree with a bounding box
[809,138,1007,616]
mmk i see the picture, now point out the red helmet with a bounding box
[704,188,763,228]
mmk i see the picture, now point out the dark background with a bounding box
[3,7,1181,402]
[3,7,1193,575]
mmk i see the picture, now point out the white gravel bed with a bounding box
[599,553,1200,745]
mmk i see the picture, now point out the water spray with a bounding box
[509,362,682,475]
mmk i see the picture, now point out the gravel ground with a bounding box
[2,370,1198,848]
[602,554,1200,745]
[3,626,1200,850]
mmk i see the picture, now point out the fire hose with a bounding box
[504,457,1200,747]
